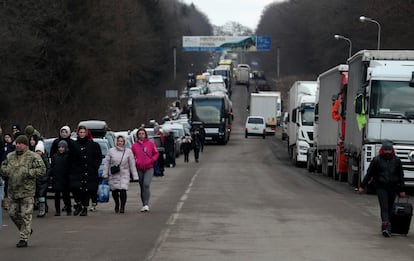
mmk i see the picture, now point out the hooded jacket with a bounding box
[361,148,405,191]
[102,145,138,190]
[131,139,159,171]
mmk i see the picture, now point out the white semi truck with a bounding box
[344,50,414,188]
[307,65,348,180]
[287,81,317,166]
[249,91,281,135]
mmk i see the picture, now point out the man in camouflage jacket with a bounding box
[0,135,46,248]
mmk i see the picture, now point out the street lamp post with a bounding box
[359,16,381,50]
[334,34,352,59]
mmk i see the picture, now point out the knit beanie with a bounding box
[35,142,45,154]
[24,125,35,137]
[381,139,394,150]
[12,123,21,131]
[15,135,29,146]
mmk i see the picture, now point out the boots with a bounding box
[37,202,46,217]
[79,207,88,216]
[66,206,72,216]
[73,204,82,216]
[120,190,126,214]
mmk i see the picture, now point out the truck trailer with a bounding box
[307,65,348,181]
[344,50,414,188]
[287,81,317,166]
[249,91,281,135]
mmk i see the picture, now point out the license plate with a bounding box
[205,128,219,134]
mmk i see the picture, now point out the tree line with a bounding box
[0,0,212,136]
[254,0,414,102]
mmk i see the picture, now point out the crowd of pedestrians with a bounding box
[0,121,205,248]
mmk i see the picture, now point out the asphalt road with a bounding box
[1,83,414,261]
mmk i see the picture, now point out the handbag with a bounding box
[110,149,125,174]
[110,165,120,174]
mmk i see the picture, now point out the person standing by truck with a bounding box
[358,140,406,237]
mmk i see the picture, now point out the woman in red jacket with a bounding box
[131,127,159,212]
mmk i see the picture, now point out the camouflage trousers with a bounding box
[8,197,34,241]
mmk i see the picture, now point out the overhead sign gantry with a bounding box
[182,36,271,52]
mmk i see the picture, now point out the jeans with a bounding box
[376,187,397,223]
[138,168,153,206]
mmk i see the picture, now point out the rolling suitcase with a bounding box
[390,197,412,235]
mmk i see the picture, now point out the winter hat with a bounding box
[60,125,71,138]
[12,123,21,131]
[58,140,68,151]
[24,125,35,137]
[35,142,45,154]
[381,139,394,150]
[15,135,29,146]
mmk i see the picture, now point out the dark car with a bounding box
[255,80,271,91]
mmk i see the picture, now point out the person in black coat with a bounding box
[164,130,176,168]
[358,140,406,237]
[50,140,72,216]
[69,126,102,216]
[1,133,14,210]
[181,135,192,163]
[192,129,202,163]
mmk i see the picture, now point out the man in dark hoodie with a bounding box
[358,140,406,237]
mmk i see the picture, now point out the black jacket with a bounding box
[50,151,71,191]
[69,138,102,191]
[362,153,405,191]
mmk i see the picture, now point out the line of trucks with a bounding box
[287,50,414,189]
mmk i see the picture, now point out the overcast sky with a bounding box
[181,0,279,30]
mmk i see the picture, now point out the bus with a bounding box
[191,92,233,145]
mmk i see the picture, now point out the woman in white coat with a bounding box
[103,135,138,213]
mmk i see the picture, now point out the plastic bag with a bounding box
[97,183,110,203]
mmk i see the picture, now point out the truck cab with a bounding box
[288,81,317,166]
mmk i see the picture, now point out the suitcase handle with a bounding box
[396,195,410,203]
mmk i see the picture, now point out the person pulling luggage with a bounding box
[358,140,406,237]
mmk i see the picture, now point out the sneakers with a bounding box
[140,205,149,212]
[382,229,391,237]
[16,240,28,248]
[381,222,392,237]
[89,203,97,212]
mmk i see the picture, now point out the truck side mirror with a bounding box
[354,91,364,114]
[292,108,297,123]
